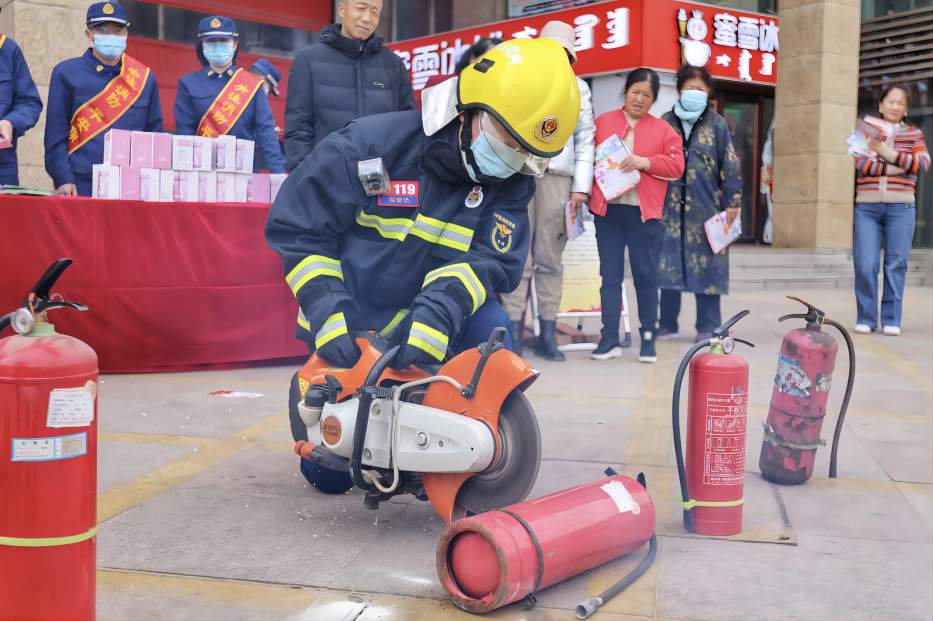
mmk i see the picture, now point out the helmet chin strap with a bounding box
[459,108,507,185]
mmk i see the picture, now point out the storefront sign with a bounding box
[386,0,778,94]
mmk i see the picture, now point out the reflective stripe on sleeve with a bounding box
[315,313,347,348]
[380,309,409,338]
[408,322,449,361]
[287,255,343,296]
[297,308,310,331]
[422,263,486,314]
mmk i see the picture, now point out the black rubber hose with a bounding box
[350,345,401,491]
[0,313,11,335]
[672,339,712,532]
[824,319,855,479]
[575,533,658,619]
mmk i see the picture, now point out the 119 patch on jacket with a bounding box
[378,181,419,206]
[491,211,516,253]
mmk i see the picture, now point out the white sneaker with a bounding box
[591,346,622,360]
[854,324,872,334]
[882,325,901,336]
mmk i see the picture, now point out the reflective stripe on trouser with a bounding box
[356,210,474,252]
[297,308,310,331]
[380,309,409,338]
[408,322,449,360]
[423,263,486,314]
[315,313,347,348]
[500,173,571,321]
[287,255,343,296]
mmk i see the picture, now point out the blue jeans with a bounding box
[853,202,916,329]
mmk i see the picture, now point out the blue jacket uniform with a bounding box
[0,36,43,185]
[44,49,163,196]
[174,66,286,174]
[265,110,534,352]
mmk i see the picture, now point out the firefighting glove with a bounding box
[313,305,364,369]
[389,303,452,371]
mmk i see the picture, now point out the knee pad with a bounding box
[299,458,354,494]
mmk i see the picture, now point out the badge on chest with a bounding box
[378,181,420,207]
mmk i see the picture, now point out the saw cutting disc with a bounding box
[455,389,541,514]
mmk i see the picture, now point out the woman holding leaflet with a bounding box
[590,68,685,363]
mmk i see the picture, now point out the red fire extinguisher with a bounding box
[758,297,855,484]
[0,259,97,621]
[672,311,752,536]
[437,471,656,617]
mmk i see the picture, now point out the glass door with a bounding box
[714,93,761,241]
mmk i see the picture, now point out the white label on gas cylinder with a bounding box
[600,480,634,513]
[704,392,747,486]
[11,433,88,462]
[47,388,95,428]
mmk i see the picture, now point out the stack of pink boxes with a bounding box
[92,128,287,203]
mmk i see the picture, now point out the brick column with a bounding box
[1,0,88,190]
[772,0,861,248]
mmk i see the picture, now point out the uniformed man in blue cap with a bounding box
[0,5,43,188]
[173,17,286,174]
[44,1,163,196]
[248,58,285,171]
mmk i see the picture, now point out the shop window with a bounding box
[393,0,454,41]
[703,0,778,15]
[862,0,932,19]
[120,0,316,59]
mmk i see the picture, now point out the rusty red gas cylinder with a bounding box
[759,324,837,484]
[0,320,99,621]
[685,349,749,536]
[437,475,654,614]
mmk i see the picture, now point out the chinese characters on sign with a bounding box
[681,8,779,81]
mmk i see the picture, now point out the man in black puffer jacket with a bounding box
[284,0,415,172]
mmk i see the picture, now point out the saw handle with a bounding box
[350,345,401,492]
[460,327,506,399]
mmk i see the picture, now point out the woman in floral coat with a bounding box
[658,66,742,343]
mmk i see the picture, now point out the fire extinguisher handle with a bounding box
[713,310,750,337]
[733,338,755,348]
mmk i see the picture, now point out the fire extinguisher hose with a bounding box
[672,339,713,532]
[574,532,658,619]
[823,318,855,478]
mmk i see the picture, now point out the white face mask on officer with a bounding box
[203,40,236,66]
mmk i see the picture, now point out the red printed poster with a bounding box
[703,392,747,485]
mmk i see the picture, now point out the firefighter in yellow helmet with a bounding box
[266,37,578,494]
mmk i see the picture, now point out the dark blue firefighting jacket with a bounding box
[264,110,534,358]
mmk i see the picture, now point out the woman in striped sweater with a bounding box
[853,85,930,336]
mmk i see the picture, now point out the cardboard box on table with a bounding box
[102,129,131,167]
[235,139,255,173]
[120,166,140,200]
[130,131,152,168]
[159,169,174,201]
[92,164,120,199]
[153,133,173,170]
[140,168,160,202]
[173,171,198,202]
[213,136,237,172]
[217,172,236,202]
[192,136,213,172]
[251,173,271,203]
[198,171,217,203]
[270,173,287,203]
[234,173,251,203]
[172,136,194,171]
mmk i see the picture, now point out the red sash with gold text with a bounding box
[0,34,7,53]
[196,68,263,138]
[68,53,151,154]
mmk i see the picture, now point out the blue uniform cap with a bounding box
[250,59,281,96]
[86,2,128,25]
[198,16,237,39]
[196,16,239,67]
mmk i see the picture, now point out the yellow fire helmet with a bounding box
[457,37,580,159]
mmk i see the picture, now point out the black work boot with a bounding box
[535,320,566,362]
[511,320,524,357]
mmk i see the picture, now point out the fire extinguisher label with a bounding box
[11,432,88,462]
[704,393,747,486]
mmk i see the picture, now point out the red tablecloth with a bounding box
[0,196,307,372]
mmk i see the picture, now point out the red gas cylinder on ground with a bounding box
[672,311,751,537]
[759,297,855,484]
[0,260,97,621]
[436,474,655,614]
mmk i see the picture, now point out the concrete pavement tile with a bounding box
[98,440,192,493]
[98,374,289,439]
[778,477,931,543]
[809,423,889,481]
[848,415,932,445]
[97,570,319,621]
[859,439,933,484]
[327,504,446,599]
[524,359,646,400]
[660,534,933,621]
[895,482,933,531]
[98,448,406,586]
